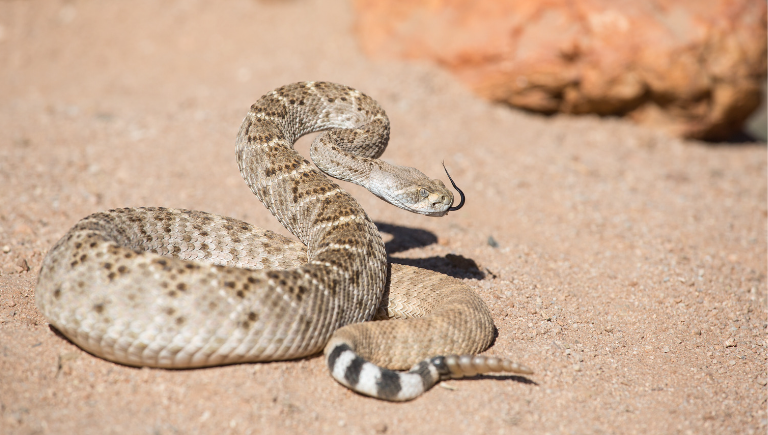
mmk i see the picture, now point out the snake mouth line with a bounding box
[442,161,465,212]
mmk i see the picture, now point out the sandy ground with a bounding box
[0,1,766,434]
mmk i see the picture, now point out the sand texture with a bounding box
[0,1,765,434]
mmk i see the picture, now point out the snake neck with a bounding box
[234,83,390,286]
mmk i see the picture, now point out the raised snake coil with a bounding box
[35,82,531,401]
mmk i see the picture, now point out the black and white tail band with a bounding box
[325,342,533,401]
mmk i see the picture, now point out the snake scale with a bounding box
[35,82,532,401]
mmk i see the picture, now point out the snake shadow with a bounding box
[375,222,486,280]
[456,373,538,386]
[375,222,501,348]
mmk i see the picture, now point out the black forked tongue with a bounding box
[442,161,465,212]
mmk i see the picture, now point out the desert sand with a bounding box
[0,1,765,434]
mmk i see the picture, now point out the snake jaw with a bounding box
[407,184,453,217]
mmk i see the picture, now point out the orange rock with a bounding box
[353,0,767,140]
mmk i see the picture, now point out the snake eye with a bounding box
[419,188,429,198]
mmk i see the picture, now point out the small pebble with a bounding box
[374,422,388,434]
[662,346,670,353]
[573,363,582,372]
[2,245,9,253]
[16,258,30,272]
[487,236,499,248]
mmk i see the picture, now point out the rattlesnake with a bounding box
[35,82,532,401]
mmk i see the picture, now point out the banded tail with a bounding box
[325,341,533,401]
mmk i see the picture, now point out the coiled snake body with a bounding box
[35,82,531,401]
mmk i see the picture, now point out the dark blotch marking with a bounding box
[103,262,112,270]
[343,355,366,387]
[430,356,451,377]
[236,290,244,298]
[176,316,185,325]
[248,312,258,322]
[53,287,62,298]
[176,283,187,291]
[410,360,435,390]
[327,343,350,371]
[93,303,105,314]
[117,265,128,274]
[376,370,403,400]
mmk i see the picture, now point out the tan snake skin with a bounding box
[35,82,532,401]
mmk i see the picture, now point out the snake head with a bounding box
[367,163,455,216]
[413,178,455,216]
